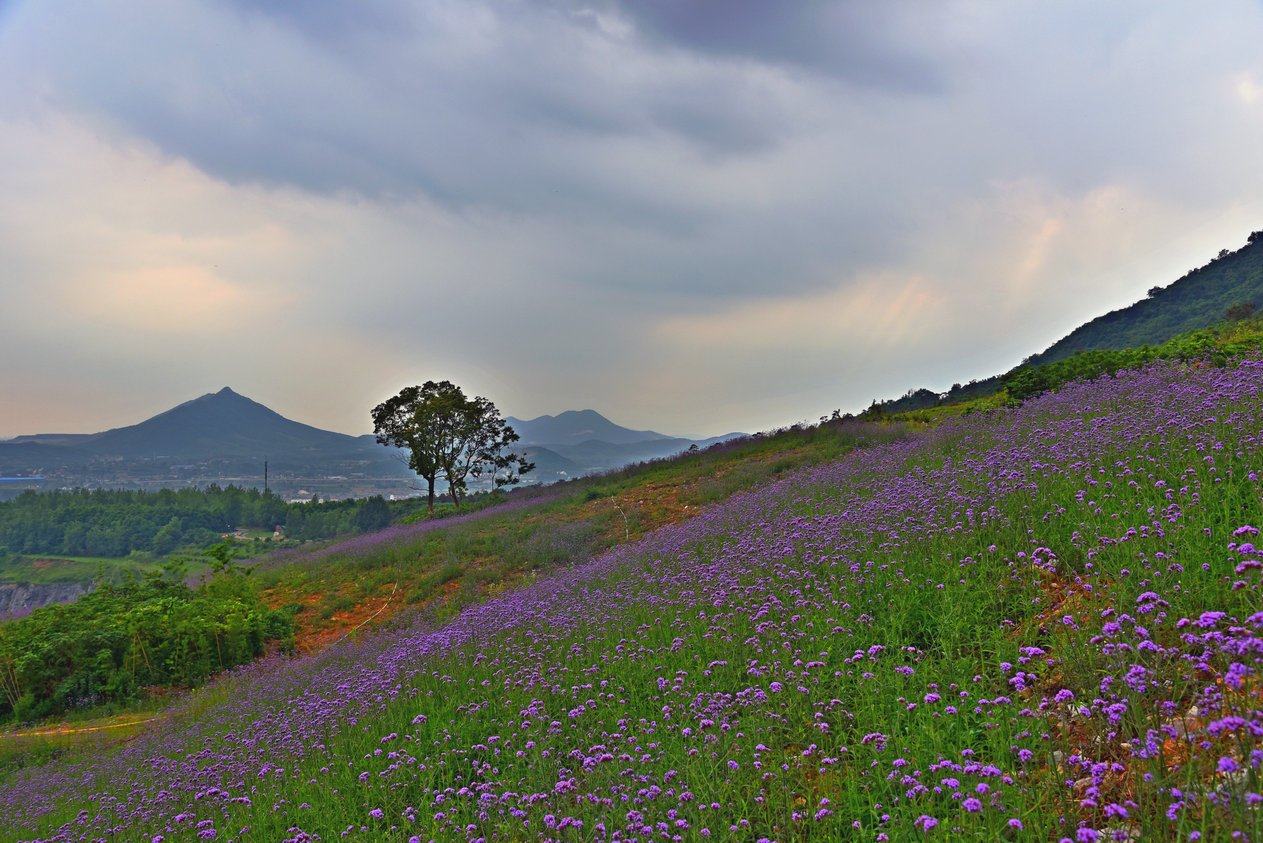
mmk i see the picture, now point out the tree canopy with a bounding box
[0,563,292,723]
[371,381,532,511]
[0,486,397,560]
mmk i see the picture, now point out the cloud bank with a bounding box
[1,0,1262,437]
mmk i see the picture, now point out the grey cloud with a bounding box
[593,0,952,93]
[4,0,1263,438]
[216,0,418,48]
[49,0,797,216]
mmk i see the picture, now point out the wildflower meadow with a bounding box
[4,357,1261,842]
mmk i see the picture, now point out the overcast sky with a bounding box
[2,1,1262,439]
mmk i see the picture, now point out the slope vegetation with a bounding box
[4,354,1261,842]
[1028,232,1263,366]
[868,230,1263,416]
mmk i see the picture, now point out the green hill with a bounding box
[866,227,1263,416]
[1025,229,1263,366]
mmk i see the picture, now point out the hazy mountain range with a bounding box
[0,390,741,493]
[507,409,741,480]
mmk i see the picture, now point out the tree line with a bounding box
[1001,319,1261,401]
[0,486,395,559]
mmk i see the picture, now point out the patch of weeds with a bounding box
[317,593,355,621]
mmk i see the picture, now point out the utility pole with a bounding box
[264,459,269,494]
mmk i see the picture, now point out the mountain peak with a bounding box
[201,386,249,402]
[78,387,364,460]
[507,409,671,447]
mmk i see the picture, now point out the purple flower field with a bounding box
[4,358,1261,842]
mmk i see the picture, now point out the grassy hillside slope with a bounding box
[252,422,904,652]
[1024,231,1263,366]
[5,354,1261,842]
[867,230,1263,417]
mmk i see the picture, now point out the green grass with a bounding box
[0,552,214,585]
[250,421,907,646]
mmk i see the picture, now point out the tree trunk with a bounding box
[427,476,436,513]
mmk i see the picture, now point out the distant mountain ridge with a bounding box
[0,391,742,490]
[506,409,743,478]
[100,387,351,458]
[17,388,364,460]
[506,409,671,447]
[0,388,410,481]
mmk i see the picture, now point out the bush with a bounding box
[0,570,292,724]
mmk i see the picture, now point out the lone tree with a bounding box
[371,381,532,512]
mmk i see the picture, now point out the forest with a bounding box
[0,485,397,559]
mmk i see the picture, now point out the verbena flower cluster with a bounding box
[5,358,1262,842]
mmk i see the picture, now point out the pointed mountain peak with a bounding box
[182,386,256,410]
[79,387,359,459]
[203,386,251,402]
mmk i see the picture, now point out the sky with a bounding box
[2,1,1262,439]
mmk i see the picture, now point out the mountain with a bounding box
[518,446,583,481]
[0,393,743,494]
[506,409,672,447]
[0,388,413,494]
[76,388,370,462]
[505,409,744,481]
[1026,230,1263,367]
[4,388,399,470]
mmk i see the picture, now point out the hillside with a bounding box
[867,229,1263,416]
[4,353,1261,841]
[1026,230,1263,366]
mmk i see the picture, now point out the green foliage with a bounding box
[1002,317,1263,401]
[861,375,1006,418]
[0,486,410,561]
[352,496,391,533]
[372,381,532,512]
[1027,232,1263,366]
[0,568,292,724]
